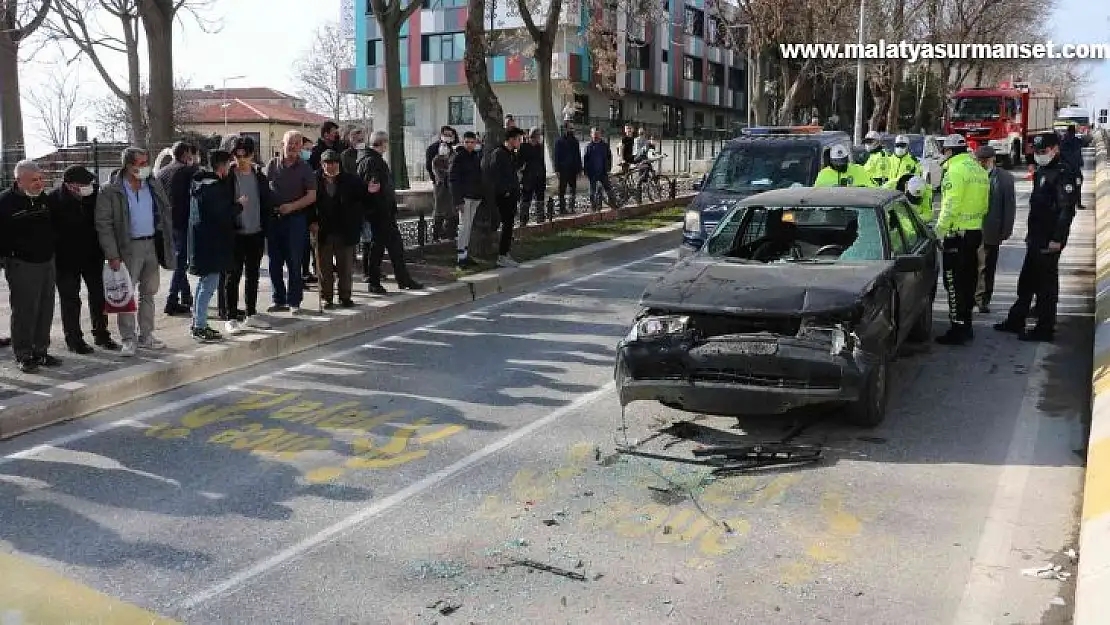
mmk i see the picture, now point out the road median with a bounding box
[1078,128,1110,624]
[0,195,690,440]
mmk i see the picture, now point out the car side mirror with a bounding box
[894,254,926,272]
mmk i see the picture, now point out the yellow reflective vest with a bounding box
[936,152,989,238]
[814,164,877,188]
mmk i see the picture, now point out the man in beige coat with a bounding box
[95,147,176,357]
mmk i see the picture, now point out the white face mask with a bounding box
[355,142,367,150]
[78,185,95,197]
[894,147,907,157]
[136,166,151,178]
[1034,152,1054,166]
[441,135,452,143]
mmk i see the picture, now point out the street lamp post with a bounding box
[853,0,866,144]
[222,75,246,136]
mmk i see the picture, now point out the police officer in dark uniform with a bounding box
[994,132,1079,342]
[1059,124,1085,209]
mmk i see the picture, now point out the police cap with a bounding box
[1032,132,1058,150]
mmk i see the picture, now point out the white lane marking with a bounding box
[177,382,616,611]
[1,252,667,461]
[952,341,1049,625]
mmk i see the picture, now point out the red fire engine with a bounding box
[943,81,1056,166]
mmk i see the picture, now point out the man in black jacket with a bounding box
[448,132,484,268]
[517,128,546,227]
[156,141,198,316]
[309,120,349,172]
[1060,124,1085,209]
[187,150,243,343]
[312,150,368,308]
[358,131,424,294]
[0,160,60,373]
[223,136,274,334]
[484,127,525,268]
[553,125,582,215]
[49,165,120,354]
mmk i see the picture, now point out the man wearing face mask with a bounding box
[427,126,458,241]
[814,144,874,187]
[861,130,890,185]
[973,145,1016,314]
[96,147,176,357]
[49,166,119,354]
[994,132,1079,342]
[934,133,990,345]
[309,121,349,172]
[341,128,366,176]
[895,175,933,223]
[310,150,366,308]
[0,160,61,372]
[517,128,547,227]
[884,135,923,190]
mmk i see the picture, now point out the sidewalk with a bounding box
[0,194,691,439]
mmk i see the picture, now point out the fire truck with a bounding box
[943,81,1056,166]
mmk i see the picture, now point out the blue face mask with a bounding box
[300,149,311,161]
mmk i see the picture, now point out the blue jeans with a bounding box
[267,214,307,307]
[193,273,220,329]
[167,227,192,305]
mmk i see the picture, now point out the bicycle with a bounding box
[614,154,669,205]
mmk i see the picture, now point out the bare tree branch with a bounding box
[22,59,85,146]
[292,19,353,121]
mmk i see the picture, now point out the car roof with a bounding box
[724,133,847,148]
[736,187,904,208]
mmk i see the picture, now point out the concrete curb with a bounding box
[0,201,687,440]
[1078,128,1110,624]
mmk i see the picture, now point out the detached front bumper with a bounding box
[615,334,873,416]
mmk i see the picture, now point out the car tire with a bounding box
[908,289,934,343]
[845,349,890,427]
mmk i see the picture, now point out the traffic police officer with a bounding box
[896,175,933,223]
[994,132,1079,342]
[814,145,875,188]
[934,133,990,345]
[862,130,889,185]
[884,135,924,188]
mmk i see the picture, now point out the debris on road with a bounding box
[508,557,589,581]
[427,599,461,615]
[543,519,560,526]
[1020,564,1071,581]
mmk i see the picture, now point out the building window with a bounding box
[627,42,651,70]
[661,49,669,63]
[693,112,704,129]
[728,66,744,90]
[402,98,417,126]
[367,37,408,66]
[707,61,724,86]
[421,32,465,62]
[707,15,726,46]
[683,6,704,38]
[715,114,725,129]
[426,0,466,7]
[683,55,702,81]
[448,95,474,125]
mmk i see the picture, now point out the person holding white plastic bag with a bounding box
[95,147,176,357]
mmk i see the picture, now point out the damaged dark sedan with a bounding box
[616,187,940,426]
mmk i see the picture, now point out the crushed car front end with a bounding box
[615,308,884,416]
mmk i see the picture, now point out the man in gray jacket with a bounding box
[95,147,176,357]
[974,146,1016,313]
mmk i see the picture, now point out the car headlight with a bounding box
[798,319,856,355]
[684,210,701,233]
[627,315,690,341]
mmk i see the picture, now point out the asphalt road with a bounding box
[0,165,1092,625]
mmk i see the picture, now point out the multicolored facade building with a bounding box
[342,0,749,137]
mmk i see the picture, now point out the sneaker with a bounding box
[339,299,356,308]
[138,336,166,350]
[94,337,121,351]
[225,319,244,335]
[267,304,290,313]
[163,302,191,316]
[67,341,95,355]
[497,255,520,268]
[245,315,272,330]
[191,327,222,343]
[120,340,137,357]
[36,353,62,367]
[367,283,388,295]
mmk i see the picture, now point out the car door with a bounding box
[884,204,916,340]
[888,200,935,333]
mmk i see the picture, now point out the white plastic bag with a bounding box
[103,262,137,314]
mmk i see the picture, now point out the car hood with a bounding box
[641,257,891,317]
[689,190,758,217]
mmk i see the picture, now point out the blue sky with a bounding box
[1049,0,1110,112]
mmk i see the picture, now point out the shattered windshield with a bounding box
[704,145,816,193]
[949,97,1002,121]
[704,205,886,263]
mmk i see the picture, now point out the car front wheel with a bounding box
[845,349,890,427]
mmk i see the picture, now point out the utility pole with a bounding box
[853,0,866,144]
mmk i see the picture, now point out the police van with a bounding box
[682,126,852,255]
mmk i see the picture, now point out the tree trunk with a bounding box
[0,32,25,174]
[777,59,812,123]
[380,23,411,190]
[749,49,765,125]
[914,64,929,133]
[868,86,889,133]
[139,0,174,151]
[536,39,559,165]
[464,0,504,257]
